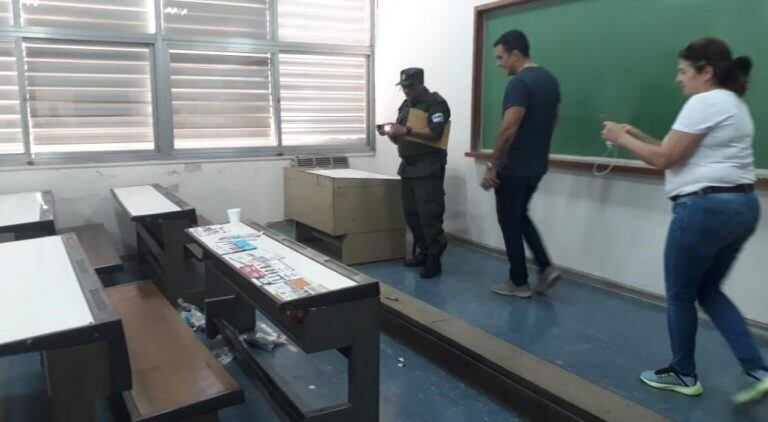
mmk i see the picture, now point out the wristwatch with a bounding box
[485,161,496,170]
[405,126,412,136]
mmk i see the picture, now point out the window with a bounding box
[278,0,370,46]
[20,0,155,33]
[170,49,274,149]
[23,41,154,152]
[0,41,23,154]
[163,0,270,40]
[280,54,366,146]
[0,0,12,26]
[0,0,373,163]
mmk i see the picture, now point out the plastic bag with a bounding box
[177,298,206,332]
[212,347,233,366]
[240,322,289,351]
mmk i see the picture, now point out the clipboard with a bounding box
[403,108,450,150]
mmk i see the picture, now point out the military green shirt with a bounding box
[396,89,451,160]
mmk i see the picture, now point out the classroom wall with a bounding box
[368,0,768,324]
[0,156,375,254]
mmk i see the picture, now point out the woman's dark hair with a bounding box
[678,37,752,96]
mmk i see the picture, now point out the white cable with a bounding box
[592,142,619,176]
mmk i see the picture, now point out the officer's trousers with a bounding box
[401,172,447,258]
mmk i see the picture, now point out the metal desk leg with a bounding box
[44,342,111,422]
[135,227,149,264]
[204,261,256,335]
[347,302,379,422]
[160,218,191,304]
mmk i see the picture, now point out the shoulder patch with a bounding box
[431,113,445,123]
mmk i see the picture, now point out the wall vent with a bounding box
[291,156,350,169]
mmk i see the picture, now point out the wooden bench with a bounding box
[59,223,123,274]
[105,281,244,421]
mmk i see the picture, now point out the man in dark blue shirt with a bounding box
[481,29,562,298]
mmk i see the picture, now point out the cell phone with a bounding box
[376,123,393,134]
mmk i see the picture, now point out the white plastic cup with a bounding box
[227,208,242,225]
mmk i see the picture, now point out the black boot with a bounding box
[420,256,441,278]
[403,253,427,267]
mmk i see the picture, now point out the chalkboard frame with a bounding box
[465,0,767,186]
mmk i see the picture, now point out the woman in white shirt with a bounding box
[602,37,767,402]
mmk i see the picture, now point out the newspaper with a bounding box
[189,223,355,303]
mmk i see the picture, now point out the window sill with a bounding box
[0,145,375,172]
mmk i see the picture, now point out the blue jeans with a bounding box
[494,174,552,285]
[665,192,765,376]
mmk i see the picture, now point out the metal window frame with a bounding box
[166,42,278,151]
[0,0,375,167]
[13,37,30,157]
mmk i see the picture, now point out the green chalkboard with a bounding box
[475,0,768,170]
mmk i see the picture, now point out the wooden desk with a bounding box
[0,190,55,240]
[0,234,131,421]
[187,222,380,421]
[59,223,123,274]
[111,184,197,303]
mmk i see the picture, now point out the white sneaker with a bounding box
[491,282,533,298]
[536,266,562,294]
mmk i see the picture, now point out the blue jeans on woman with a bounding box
[665,192,765,376]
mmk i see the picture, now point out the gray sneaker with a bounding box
[536,266,562,294]
[733,368,768,404]
[640,367,703,396]
[491,282,532,298]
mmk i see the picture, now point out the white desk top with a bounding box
[189,223,356,302]
[112,185,181,218]
[0,236,94,345]
[306,169,399,180]
[0,191,51,228]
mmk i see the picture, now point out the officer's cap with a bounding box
[395,68,424,87]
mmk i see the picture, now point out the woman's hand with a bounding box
[601,121,630,145]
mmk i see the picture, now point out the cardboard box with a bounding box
[284,167,406,264]
[284,168,405,235]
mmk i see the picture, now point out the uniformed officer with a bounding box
[377,68,450,278]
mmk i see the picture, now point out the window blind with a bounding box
[0,41,22,154]
[170,49,274,148]
[23,41,155,152]
[0,0,12,25]
[279,53,366,146]
[21,0,154,33]
[278,0,370,46]
[163,0,269,39]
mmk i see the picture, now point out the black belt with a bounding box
[671,184,754,202]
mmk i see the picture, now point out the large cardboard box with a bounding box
[284,168,405,235]
[284,167,406,264]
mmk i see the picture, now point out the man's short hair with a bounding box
[493,29,530,57]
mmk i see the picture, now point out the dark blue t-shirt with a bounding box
[499,66,560,176]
